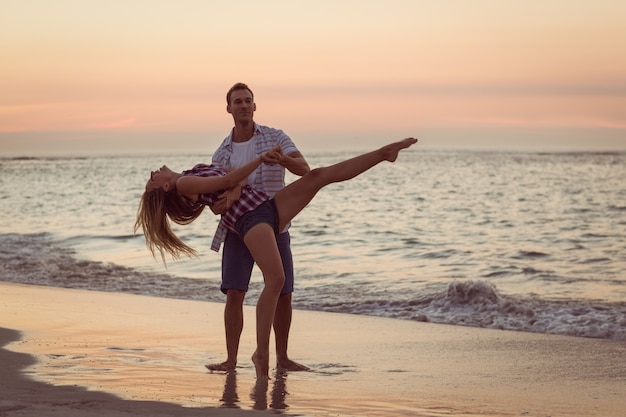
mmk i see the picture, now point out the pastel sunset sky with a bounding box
[1,0,625,155]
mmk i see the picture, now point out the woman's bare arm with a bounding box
[176,146,281,199]
[176,156,261,198]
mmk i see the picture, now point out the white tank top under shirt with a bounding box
[230,139,257,186]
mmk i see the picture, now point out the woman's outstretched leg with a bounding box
[273,138,417,230]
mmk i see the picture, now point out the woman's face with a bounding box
[146,165,175,192]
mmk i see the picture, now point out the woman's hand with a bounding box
[261,146,283,165]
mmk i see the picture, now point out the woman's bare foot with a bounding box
[381,138,418,162]
[251,378,269,410]
[205,360,236,373]
[277,358,310,372]
[252,350,270,380]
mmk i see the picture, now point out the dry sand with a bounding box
[1,282,625,416]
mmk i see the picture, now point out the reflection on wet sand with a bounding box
[220,371,289,412]
[219,371,240,409]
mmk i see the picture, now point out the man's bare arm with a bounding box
[280,150,310,176]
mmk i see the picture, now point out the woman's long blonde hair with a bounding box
[134,188,205,265]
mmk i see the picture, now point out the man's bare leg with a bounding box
[206,290,245,372]
[274,292,310,371]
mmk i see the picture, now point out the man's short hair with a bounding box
[226,83,254,105]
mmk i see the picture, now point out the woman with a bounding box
[135,137,418,379]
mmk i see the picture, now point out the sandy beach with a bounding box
[1,282,625,417]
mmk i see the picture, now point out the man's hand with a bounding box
[261,146,309,176]
[210,184,242,214]
[210,197,227,215]
[261,146,283,165]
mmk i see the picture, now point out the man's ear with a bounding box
[253,103,257,111]
[227,104,232,114]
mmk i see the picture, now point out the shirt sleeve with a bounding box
[275,129,299,156]
[211,138,231,167]
[210,138,232,250]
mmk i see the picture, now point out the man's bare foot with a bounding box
[277,358,310,372]
[382,138,418,162]
[252,350,270,380]
[205,360,236,373]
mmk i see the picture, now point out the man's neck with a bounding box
[232,121,255,143]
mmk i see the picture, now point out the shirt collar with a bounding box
[225,123,260,150]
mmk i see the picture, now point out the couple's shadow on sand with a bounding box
[220,370,289,411]
[0,327,289,416]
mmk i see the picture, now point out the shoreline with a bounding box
[1,282,625,416]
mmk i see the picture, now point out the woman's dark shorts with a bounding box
[234,199,280,238]
[221,199,294,294]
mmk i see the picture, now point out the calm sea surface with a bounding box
[1,148,625,340]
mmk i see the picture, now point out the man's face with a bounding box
[227,89,255,123]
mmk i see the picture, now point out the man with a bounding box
[206,83,310,373]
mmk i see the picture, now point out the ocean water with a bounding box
[1,148,625,340]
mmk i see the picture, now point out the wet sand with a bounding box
[1,282,625,416]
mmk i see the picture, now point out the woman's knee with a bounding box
[301,167,328,187]
[264,273,286,294]
[308,167,324,179]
